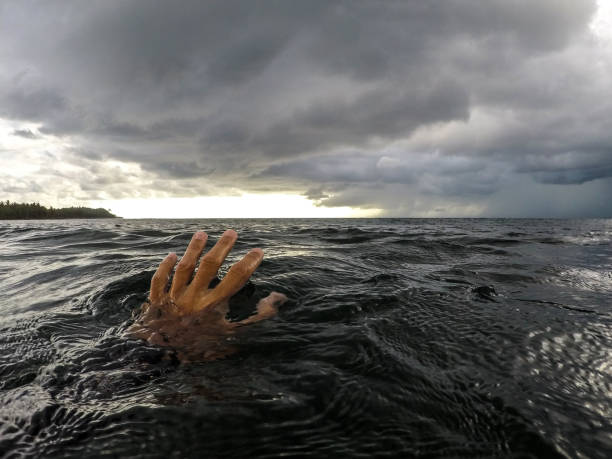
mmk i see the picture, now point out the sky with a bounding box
[1,0,611,218]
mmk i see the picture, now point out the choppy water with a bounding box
[0,218,611,458]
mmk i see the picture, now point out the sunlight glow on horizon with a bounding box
[90,194,381,218]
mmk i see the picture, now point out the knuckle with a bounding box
[176,260,195,272]
[229,265,250,281]
[201,256,223,268]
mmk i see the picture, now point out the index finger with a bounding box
[198,248,264,309]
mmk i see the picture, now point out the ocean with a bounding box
[0,218,610,458]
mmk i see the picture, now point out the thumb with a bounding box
[256,291,287,317]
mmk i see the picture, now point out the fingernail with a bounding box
[193,231,207,240]
[252,247,264,256]
[168,252,177,261]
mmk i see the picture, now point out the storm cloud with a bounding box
[0,0,610,216]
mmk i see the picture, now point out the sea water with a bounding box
[0,219,610,457]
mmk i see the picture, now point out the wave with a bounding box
[0,218,610,457]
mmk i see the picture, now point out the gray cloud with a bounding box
[0,84,66,122]
[11,128,39,139]
[0,0,609,216]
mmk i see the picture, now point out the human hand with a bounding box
[127,230,287,360]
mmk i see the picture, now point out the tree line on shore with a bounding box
[0,201,117,219]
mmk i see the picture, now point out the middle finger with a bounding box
[190,229,238,292]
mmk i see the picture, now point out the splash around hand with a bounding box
[126,229,287,361]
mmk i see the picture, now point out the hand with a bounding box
[126,230,287,361]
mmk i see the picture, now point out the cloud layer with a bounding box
[1,0,611,216]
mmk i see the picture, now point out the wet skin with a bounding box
[126,230,287,361]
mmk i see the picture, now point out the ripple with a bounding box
[0,218,610,457]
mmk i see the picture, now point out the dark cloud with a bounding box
[514,149,612,185]
[483,176,612,218]
[147,161,216,179]
[0,0,609,216]
[11,128,39,139]
[252,82,470,157]
[0,85,66,122]
[259,150,506,200]
[532,167,612,185]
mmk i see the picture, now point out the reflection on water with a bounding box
[0,218,611,457]
[557,267,612,293]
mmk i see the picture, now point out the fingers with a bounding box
[170,231,208,298]
[150,252,177,303]
[200,248,264,308]
[190,229,237,292]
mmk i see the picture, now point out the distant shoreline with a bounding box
[0,201,118,220]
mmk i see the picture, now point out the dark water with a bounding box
[0,219,610,458]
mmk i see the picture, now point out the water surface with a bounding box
[0,219,611,457]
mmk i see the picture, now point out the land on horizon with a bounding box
[0,201,118,220]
